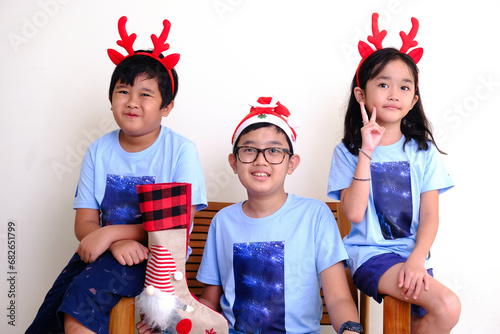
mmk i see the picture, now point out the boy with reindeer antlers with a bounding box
[26,16,220,334]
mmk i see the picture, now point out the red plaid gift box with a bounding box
[136,183,191,232]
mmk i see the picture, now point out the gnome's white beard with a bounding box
[137,285,186,331]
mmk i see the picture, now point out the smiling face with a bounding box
[110,74,173,149]
[355,59,419,128]
[229,126,299,201]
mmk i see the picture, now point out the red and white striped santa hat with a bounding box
[231,96,299,151]
[144,244,178,295]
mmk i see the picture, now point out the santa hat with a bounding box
[231,96,299,151]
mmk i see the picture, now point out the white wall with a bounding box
[1,0,498,333]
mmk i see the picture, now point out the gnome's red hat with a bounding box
[231,96,298,151]
[144,244,179,295]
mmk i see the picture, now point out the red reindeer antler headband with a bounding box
[356,13,423,87]
[107,16,180,95]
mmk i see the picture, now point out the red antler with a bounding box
[367,13,387,50]
[107,16,137,65]
[399,17,423,63]
[358,13,387,60]
[107,16,180,72]
[116,16,136,55]
[151,20,171,58]
[150,19,180,70]
[106,16,180,94]
[399,17,419,53]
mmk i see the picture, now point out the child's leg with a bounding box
[64,313,97,334]
[59,251,147,334]
[378,263,461,334]
[26,253,87,334]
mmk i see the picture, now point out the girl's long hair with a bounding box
[342,48,444,155]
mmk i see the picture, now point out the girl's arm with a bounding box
[321,262,360,334]
[399,189,439,300]
[340,153,372,223]
[340,103,384,223]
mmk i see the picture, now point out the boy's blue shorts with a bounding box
[26,251,146,334]
[352,252,433,318]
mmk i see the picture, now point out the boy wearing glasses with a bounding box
[196,97,363,334]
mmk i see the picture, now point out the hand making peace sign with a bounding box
[359,101,385,154]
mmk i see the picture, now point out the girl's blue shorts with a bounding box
[352,252,433,318]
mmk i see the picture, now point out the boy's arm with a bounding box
[399,189,439,300]
[75,208,148,264]
[190,205,196,226]
[320,262,360,334]
[74,208,107,263]
[74,208,101,241]
[199,284,223,312]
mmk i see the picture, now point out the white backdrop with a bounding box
[1,0,498,333]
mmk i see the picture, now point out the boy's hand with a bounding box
[76,228,112,263]
[110,240,149,266]
[398,255,430,300]
[136,319,158,334]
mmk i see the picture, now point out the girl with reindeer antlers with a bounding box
[327,13,461,333]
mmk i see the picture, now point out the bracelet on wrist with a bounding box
[340,320,364,333]
[358,148,372,160]
[352,176,371,181]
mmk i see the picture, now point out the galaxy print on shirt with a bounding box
[100,174,155,226]
[233,241,285,334]
[371,161,413,240]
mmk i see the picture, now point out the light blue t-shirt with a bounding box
[327,136,453,274]
[73,125,207,226]
[197,194,348,334]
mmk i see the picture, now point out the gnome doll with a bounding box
[136,183,228,334]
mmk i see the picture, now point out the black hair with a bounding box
[108,51,179,109]
[343,47,444,154]
[232,122,294,155]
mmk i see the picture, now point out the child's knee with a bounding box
[429,289,461,328]
[444,291,461,326]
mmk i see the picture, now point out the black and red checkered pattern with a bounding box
[136,183,191,232]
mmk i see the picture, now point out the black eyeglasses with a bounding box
[235,146,292,165]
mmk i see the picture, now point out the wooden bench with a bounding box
[110,201,412,334]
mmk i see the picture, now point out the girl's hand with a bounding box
[360,102,385,153]
[76,228,112,263]
[398,255,430,300]
[110,240,149,266]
